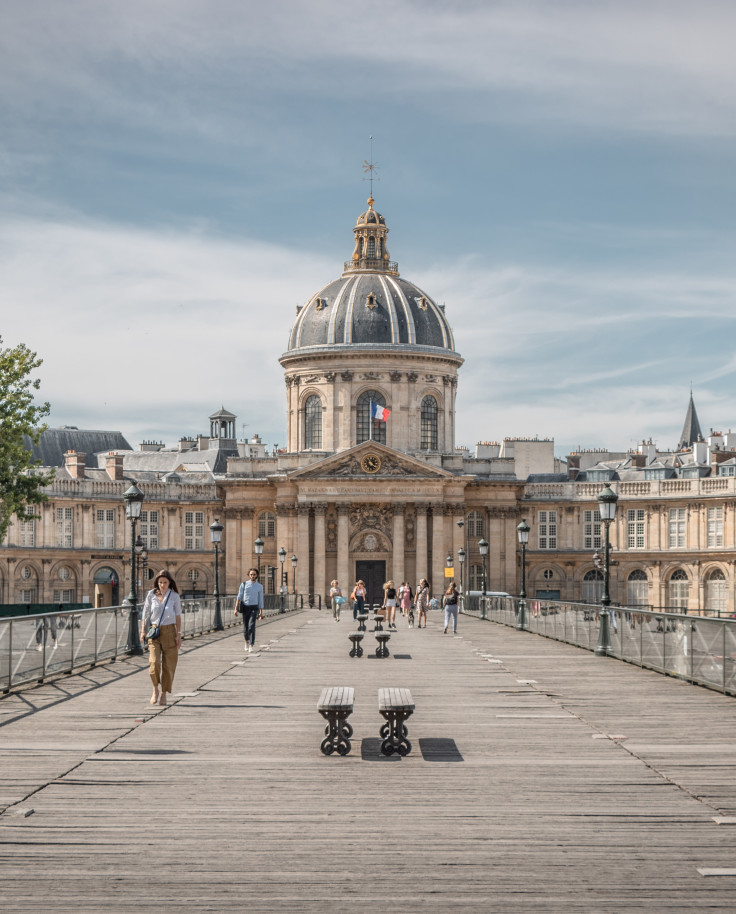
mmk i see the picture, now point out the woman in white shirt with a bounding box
[141,569,182,706]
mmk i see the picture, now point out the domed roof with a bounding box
[286,198,458,354]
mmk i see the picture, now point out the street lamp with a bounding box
[595,485,619,657]
[210,518,224,631]
[254,536,264,576]
[478,538,489,596]
[516,519,530,631]
[123,483,145,655]
[134,535,147,603]
[457,547,466,611]
[278,546,287,613]
[457,518,467,606]
[291,554,298,595]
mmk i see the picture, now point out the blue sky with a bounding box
[2,0,736,457]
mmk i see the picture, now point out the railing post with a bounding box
[7,619,12,692]
[723,622,727,694]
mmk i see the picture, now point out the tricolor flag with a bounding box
[370,401,391,422]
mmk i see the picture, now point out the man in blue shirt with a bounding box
[235,568,264,653]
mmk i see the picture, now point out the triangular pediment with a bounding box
[289,442,454,480]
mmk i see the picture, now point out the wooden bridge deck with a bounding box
[1,608,736,912]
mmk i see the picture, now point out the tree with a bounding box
[0,337,54,545]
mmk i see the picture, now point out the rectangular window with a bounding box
[96,509,115,548]
[17,588,36,603]
[627,509,646,549]
[56,507,73,548]
[140,510,159,549]
[668,508,686,548]
[53,588,76,602]
[707,506,724,547]
[583,510,601,550]
[19,519,35,546]
[538,511,557,550]
[184,511,204,550]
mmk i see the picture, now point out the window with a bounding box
[367,236,376,258]
[627,569,648,608]
[420,395,438,450]
[668,508,686,548]
[184,511,204,550]
[56,507,73,548]
[59,566,71,581]
[21,565,32,580]
[627,509,645,549]
[53,588,76,602]
[707,506,723,547]
[582,569,603,603]
[140,511,159,549]
[19,519,35,546]
[538,511,557,549]
[304,395,322,449]
[705,569,727,614]
[588,470,613,482]
[543,569,554,581]
[467,510,484,538]
[17,588,36,603]
[718,465,736,477]
[96,509,115,548]
[668,569,689,611]
[188,569,200,581]
[583,510,601,550]
[258,512,275,538]
[357,390,387,445]
[469,564,484,591]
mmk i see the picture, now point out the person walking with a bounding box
[416,579,430,629]
[330,580,344,621]
[235,568,264,653]
[350,579,366,621]
[383,580,398,629]
[443,582,460,635]
[400,581,413,618]
[141,569,182,706]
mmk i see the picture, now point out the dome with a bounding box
[286,197,457,354]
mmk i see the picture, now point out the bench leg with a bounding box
[379,709,413,756]
[319,709,353,755]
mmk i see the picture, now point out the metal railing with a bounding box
[0,593,310,693]
[463,595,736,696]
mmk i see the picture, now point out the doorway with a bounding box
[355,560,386,608]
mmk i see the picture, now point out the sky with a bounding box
[2,0,736,458]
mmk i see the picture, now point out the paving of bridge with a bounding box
[1,607,735,912]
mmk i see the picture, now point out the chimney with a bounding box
[64,450,86,479]
[630,453,646,468]
[105,452,124,481]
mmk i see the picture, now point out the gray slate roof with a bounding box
[23,428,132,468]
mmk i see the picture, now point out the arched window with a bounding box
[357,390,387,445]
[626,569,648,608]
[668,569,689,612]
[421,395,438,450]
[367,236,376,258]
[467,510,484,537]
[705,568,727,615]
[304,395,322,449]
[258,512,275,538]
[582,569,603,604]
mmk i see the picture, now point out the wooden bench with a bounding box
[378,688,415,756]
[348,631,364,658]
[375,631,391,658]
[317,687,355,756]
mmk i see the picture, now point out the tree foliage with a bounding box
[0,337,54,544]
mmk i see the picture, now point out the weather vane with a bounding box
[362,135,380,197]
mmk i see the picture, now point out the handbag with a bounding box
[334,595,346,605]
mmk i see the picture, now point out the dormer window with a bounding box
[366,293,377,310]
[314,297,327,311]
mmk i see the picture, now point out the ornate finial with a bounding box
[362,135,379,197]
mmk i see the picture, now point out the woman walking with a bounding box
[416,579,430,629]
[330,580,344,621]
[400,581,413,618]
[443,582,460,635]
[141,569,182,706]
[383,580,398,629]
[235,568,264,653]
[350,579,366,621]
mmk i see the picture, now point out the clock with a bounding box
[361,453,382,474]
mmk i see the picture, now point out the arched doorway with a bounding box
[93,567,119,607]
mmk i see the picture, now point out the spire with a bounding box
[678,392,703,451]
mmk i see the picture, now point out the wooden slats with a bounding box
[378,686,414,712]
[317,686,355,711]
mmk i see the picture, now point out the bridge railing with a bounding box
[0,593,310,693]
[463,595,736,697]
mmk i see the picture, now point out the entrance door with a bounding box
[356,561,386,609]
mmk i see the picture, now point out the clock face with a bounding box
[361,453,382,474]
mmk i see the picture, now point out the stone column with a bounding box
[296,504,310,597]
[339,371,353,450]
[392,504,405,582]
[41,558,52,603]
[431,503,445,599]
[415,504,428,583]
[337,504,350,592]
[313,503,327,607]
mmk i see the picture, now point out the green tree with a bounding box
[0,337,54,545]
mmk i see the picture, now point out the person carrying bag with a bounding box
[235,568,264,653]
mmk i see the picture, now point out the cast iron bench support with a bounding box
[318,686,355,756]
[356,613,369,632]
[375,631,391,657]
[348,631,364,657]
[378,687,415,756]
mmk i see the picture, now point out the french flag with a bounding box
[370,401,391,422]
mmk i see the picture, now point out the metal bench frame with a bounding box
[318,686,355,756]
[378,687,415,756]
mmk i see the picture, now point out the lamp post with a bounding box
[595,485,619,657]
[134,535,145,604]
[457,547,466,611]
[516,518,530,631]
[123,483,145,655]
[291,554,298,595]
[210,518,224,631]
[254,536,264,576]
[478,538,488,596]
[278,546,286,613]
[456,518,467,605]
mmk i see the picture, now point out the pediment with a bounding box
[289,443,453,480]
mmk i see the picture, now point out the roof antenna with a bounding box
[362,136,380,199]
